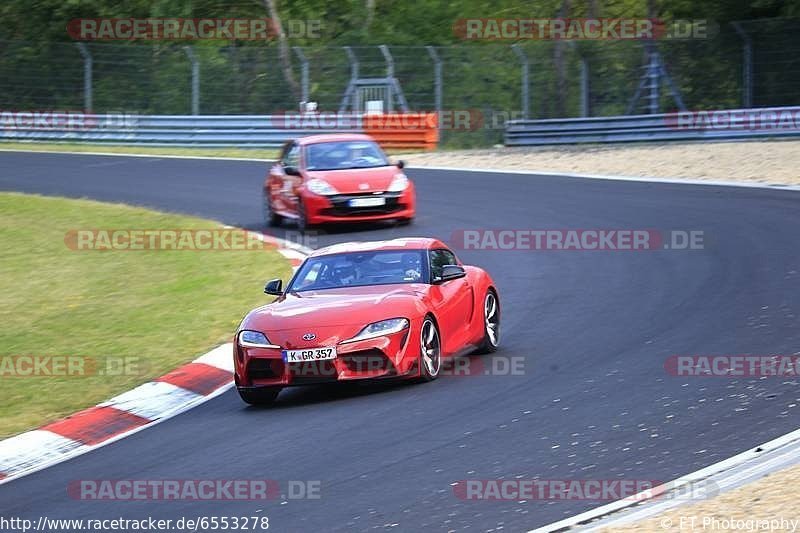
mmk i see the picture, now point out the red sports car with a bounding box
[263,134,415,231]
[234,238,500,405]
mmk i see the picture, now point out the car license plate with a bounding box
[349,197,385,208]
[282,346,337,363]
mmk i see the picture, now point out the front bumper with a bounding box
[303,189,415,224]
[234,325,419,388]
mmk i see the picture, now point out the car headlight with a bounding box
[387,173,409,192]
[239,330,280,348]
[306,178,338,196]
[341,318,409,344]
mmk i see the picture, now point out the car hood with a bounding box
[306,166,399,194]
[242,284,428,330]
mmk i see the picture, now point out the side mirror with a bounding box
[284,166,300,176]
[396,160,405,169]
[434,265,466,284]
[264,279,283,295]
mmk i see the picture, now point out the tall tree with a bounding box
[552,0,573,117]
[364,0,376,33]
[263,0,301,103]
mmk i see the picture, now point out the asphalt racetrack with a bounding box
[1,151,799,531]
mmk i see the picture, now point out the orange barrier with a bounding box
[363,112,439,150]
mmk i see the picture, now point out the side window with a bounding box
[429,249,457,281]
[282,143,300,168]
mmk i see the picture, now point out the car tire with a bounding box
[238,387,281,406]
[263,189,281,227]
[418,317,441,381]
[476,290,500,353]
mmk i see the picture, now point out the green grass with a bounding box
[0,142,279,160]
[0,193,292,438]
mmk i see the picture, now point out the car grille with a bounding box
[323,192,404,217]
[289,360,338,383]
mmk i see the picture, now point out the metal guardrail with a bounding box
[505,106,800,146]
[0,113,439,149]
[9,108,796,148]
[0,114,362,148]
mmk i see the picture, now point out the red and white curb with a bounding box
[0,231,310,485]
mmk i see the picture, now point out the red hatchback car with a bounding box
[234,238,500,405]
[263,134,416,231]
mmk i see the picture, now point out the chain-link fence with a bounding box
[1,18,799,147]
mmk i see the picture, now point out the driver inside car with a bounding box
[333,262,358,285]
[349,144,379,166]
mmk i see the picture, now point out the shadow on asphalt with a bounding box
[244,219,411,239]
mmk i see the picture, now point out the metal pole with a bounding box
[648,49,659,114]
[425,46,442,117]
[658,61,687,112]
[379,45,394,112]
[511,44,529,120]
[292,47,309,105]
[580,57,589,117]
[183,46,199,115]
[344,46,359,81]
[343,46,359,112]
[75,43,92,113]
[732,22,753,108]
[426,46,443,142]
[742,40,752,108]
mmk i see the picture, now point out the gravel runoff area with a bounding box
[402,140,800,186]
[602,463,800,532]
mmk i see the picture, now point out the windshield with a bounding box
[305,141,390,171]
[287,250,428,292]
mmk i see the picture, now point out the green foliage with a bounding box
[1,1,799,148]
